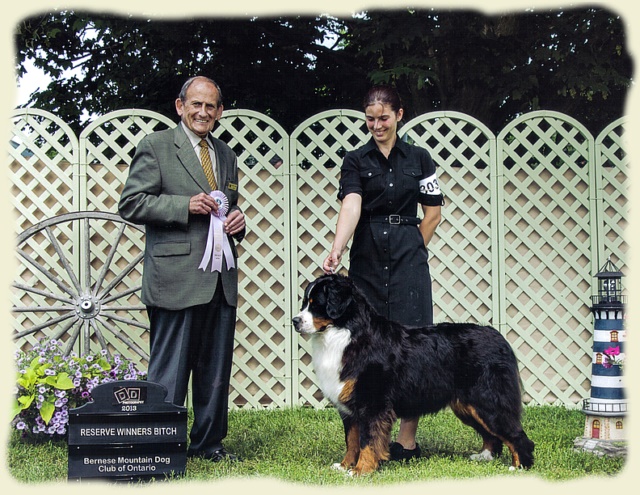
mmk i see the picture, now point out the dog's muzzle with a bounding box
[292,316,302,332]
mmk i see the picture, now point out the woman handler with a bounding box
[323,85,444,462]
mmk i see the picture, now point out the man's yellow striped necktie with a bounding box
[200,139,218,190]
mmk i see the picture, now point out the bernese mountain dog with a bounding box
[292,273,534,476]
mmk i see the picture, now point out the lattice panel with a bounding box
[214,110,291,408]
[82,110,176,212]
[499,114,594,405]
[9,110,78,233]
[8,108,629,408]
[291,110,369,407]
[596,119,628,275]
[401,113,495,324]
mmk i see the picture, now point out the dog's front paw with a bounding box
[347,464,377,476]
[331,463,347,472]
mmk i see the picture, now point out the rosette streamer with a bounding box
[199,191,236,272]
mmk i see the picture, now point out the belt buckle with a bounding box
[388,215,401,225]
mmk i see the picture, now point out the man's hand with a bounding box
[224,209,245,236]
[189,192,219,215]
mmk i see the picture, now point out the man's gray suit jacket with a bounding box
[118,124,244,310]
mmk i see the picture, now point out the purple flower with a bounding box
[14,339,146,441]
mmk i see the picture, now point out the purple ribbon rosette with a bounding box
[198,191,236,272]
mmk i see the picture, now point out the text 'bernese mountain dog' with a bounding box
[292,274,534,476]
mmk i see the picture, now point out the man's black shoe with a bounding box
[189,447,240,462]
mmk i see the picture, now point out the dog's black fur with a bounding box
[292,274,534,475]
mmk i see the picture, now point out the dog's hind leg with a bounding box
[454,401,534,470]
[469,431,503,462]
[472,405,534,469]
[450,400,503,461]
[506,431,535,470]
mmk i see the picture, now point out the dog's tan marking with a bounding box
[451,400,522,468]
[352,445,378,475]
[312,317,332,331]
[505,442,520,467]
[349,412,396,475]
[340,423,360,469]
[370,413,395,463]
[338,378,356,404]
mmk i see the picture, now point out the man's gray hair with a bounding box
[178,76,223,105]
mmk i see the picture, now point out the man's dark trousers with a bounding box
[147,279,236,456]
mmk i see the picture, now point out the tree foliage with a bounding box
[341,8,633,133]
[14,7,632,134]
[15,12,367,132]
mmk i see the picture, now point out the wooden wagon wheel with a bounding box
[12,211,149,362]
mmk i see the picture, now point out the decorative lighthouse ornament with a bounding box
[575,257,627,456]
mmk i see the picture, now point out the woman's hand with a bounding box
[323,249,342,274]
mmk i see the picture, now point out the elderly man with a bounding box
[119,76,245,462]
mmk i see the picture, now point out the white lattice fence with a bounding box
[9,109,78,232]
[10,110,79,354]
[213,110,291,408]
[596,119,629,273]
[8,108,628,408]
[498,112,598,405]
[291,110,370,407]
[402,112,496,324]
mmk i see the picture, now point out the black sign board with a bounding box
[68,380,187,482]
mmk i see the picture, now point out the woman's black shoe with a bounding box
[389,442,421,462]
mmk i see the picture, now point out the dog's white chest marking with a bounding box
[311,327,352,414]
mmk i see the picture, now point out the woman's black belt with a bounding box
[367,215,421,225]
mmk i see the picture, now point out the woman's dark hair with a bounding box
[363,85,403,113]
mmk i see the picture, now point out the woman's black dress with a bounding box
[338,137,444,327]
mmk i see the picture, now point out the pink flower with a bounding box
[604,346,620,357]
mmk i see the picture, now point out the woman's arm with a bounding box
[323,193,362,273]
[419,204,441,246]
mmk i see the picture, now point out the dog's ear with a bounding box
[325,278,353,320]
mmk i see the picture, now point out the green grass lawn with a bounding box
[6,405,626,486]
